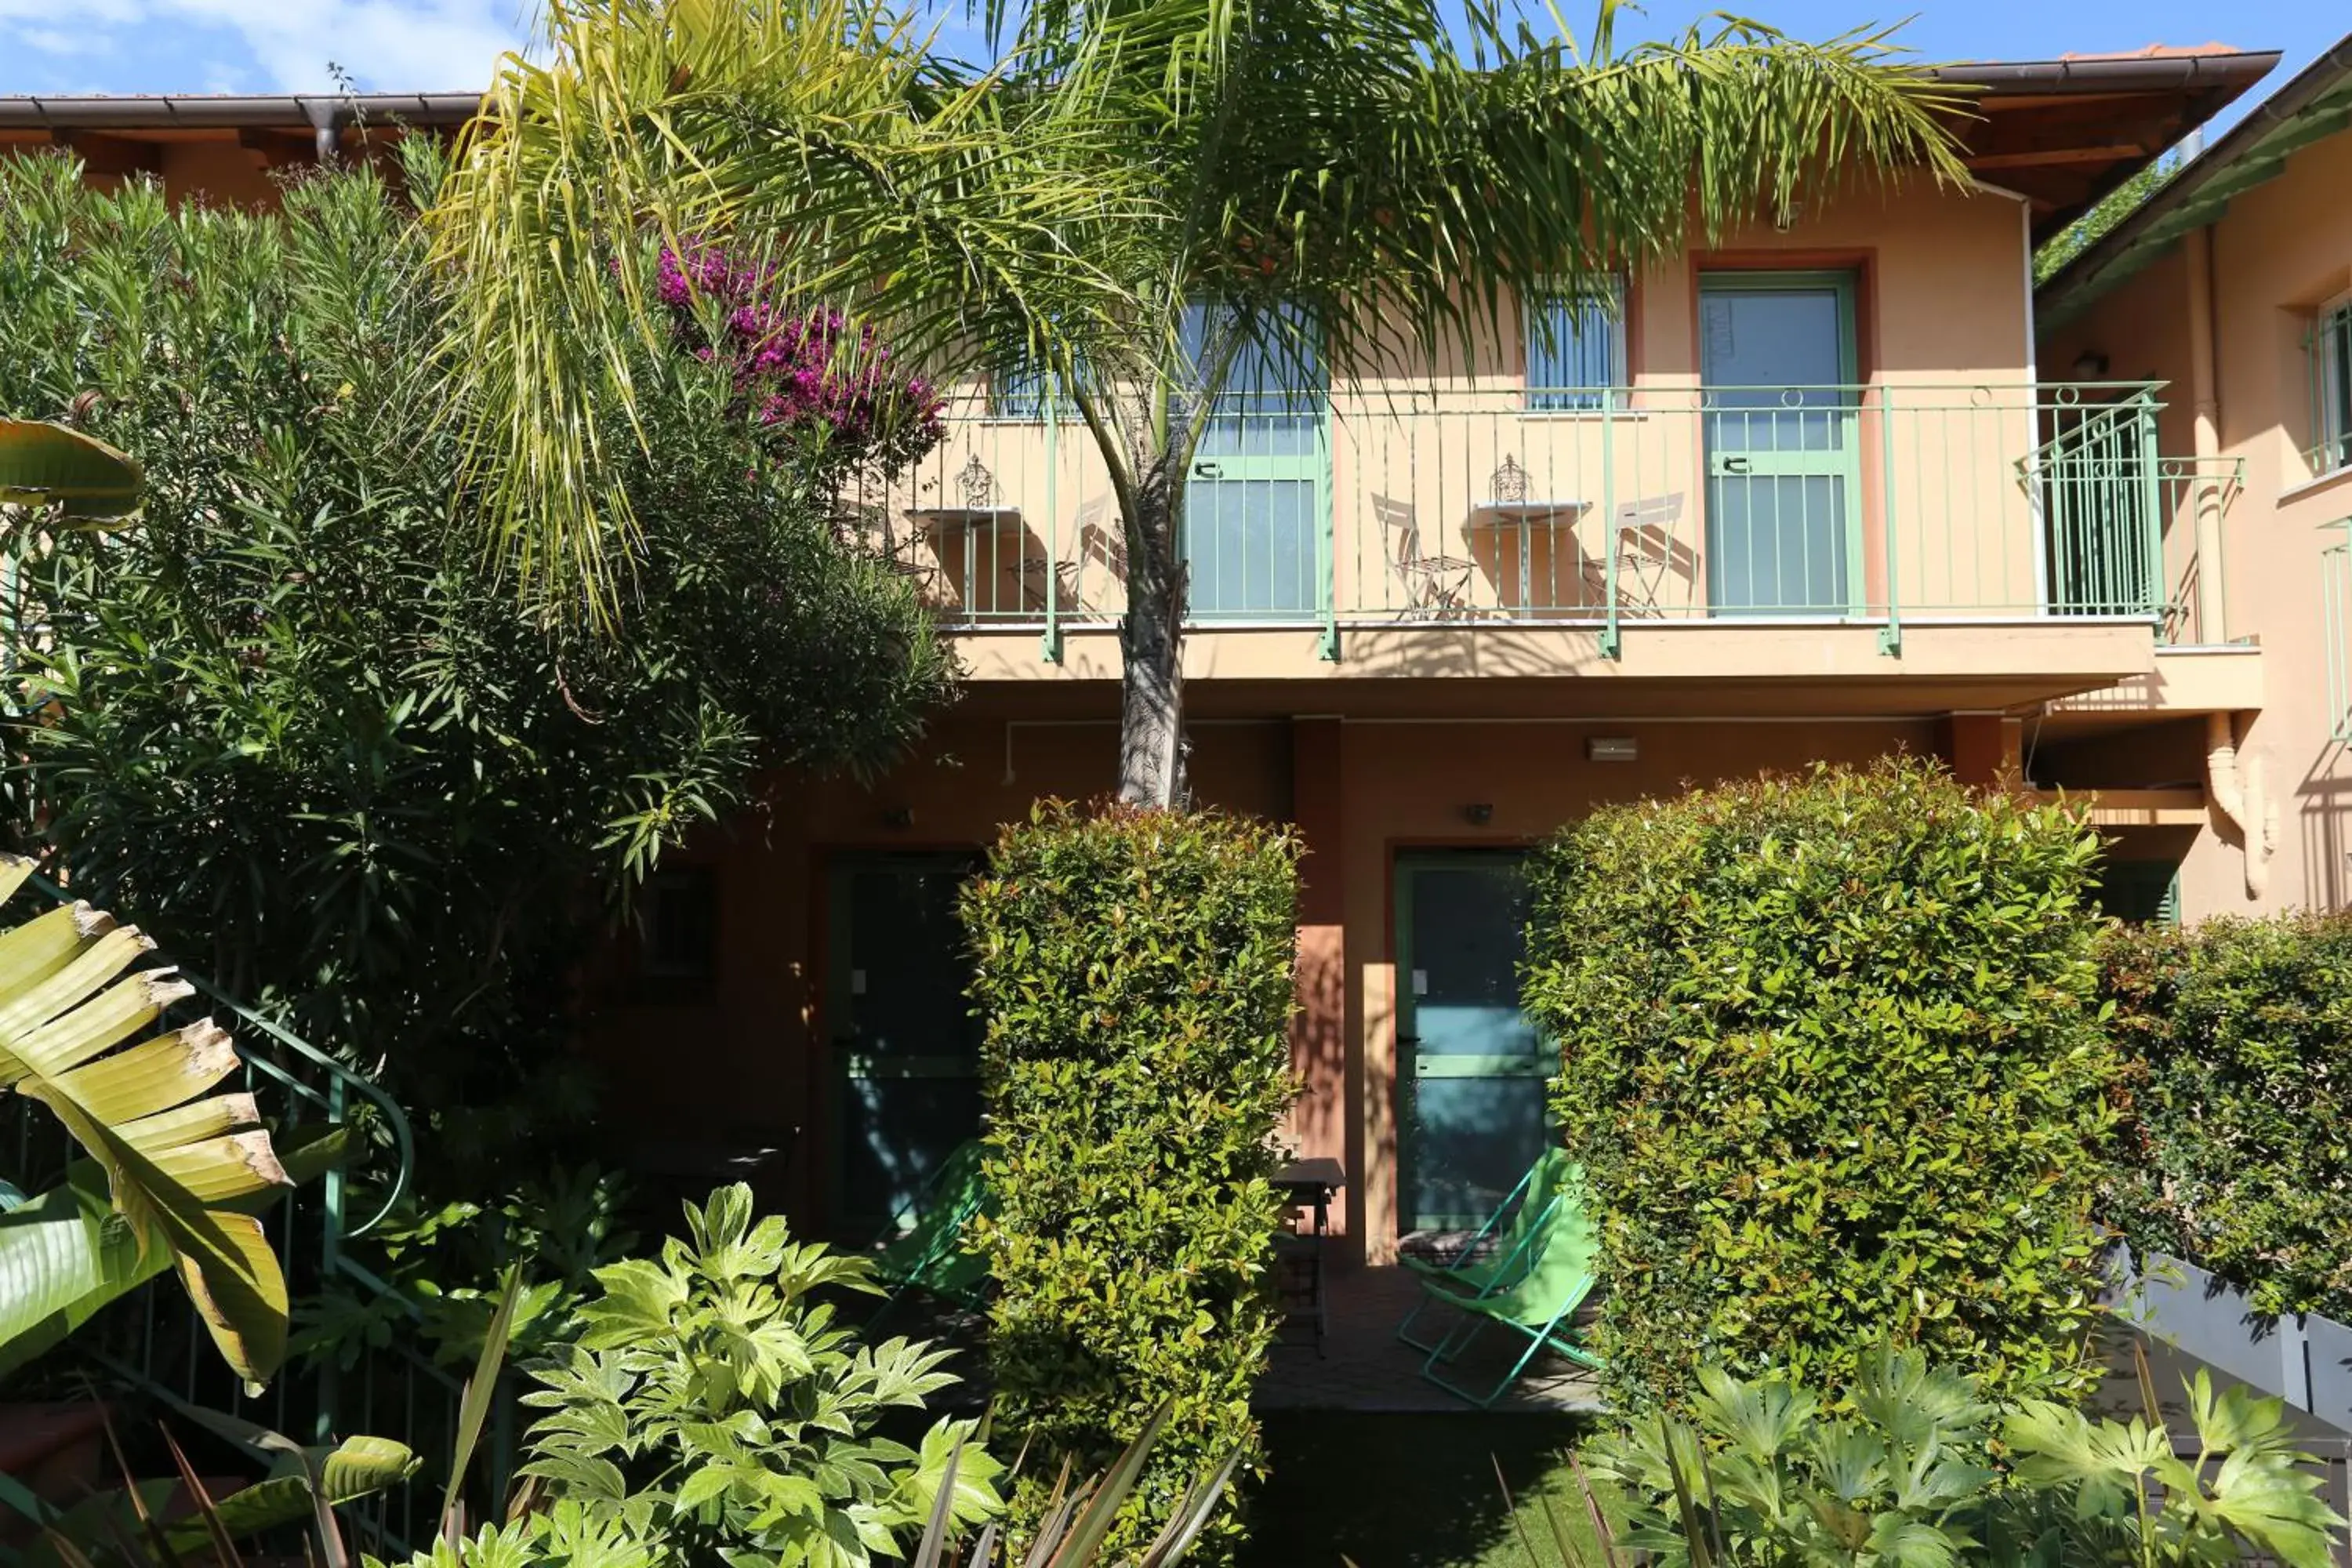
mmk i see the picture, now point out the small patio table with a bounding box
[1271,1157,1347,1354]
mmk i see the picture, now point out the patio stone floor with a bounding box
[1256,1261,1606,1414]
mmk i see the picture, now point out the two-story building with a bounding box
[2039,32,2352,925]
[0,49,2286,1264]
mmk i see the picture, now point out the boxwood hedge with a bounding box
[1524,758,2121,1410]
[961,802,1299,1564]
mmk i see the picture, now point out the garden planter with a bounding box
[2107,1245,2352,1436]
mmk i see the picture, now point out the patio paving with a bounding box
[1256,1261,1606,1414]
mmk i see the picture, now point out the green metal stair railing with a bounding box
[2,869,509,1555]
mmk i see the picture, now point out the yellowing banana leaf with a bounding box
[0,856,292,1384]
[0,420,143,523]
[0,1127,353,1380]
[14,1432,419,1568]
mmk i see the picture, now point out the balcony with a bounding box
[844,383,2220,687]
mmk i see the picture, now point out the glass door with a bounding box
[826,855,982,1232]
[1183,303,1326,617]
[1700,274,1862,615]
[1396,851,1551,1234]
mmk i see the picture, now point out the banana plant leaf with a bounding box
[0,1127,351,1381]
[14,1432,419,1568]
[0,420,143,522]
[0,855,296,1384]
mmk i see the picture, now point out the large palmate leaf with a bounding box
[0,855,292,1383]
[0,419,143,522]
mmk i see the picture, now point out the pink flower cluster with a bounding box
[653,243,944,480]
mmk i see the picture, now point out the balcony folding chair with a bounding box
[1395,1147,1577,1353]
[1413,1178,1604,1409]
[1604,494,1692,614]
[869,1138,995,1321]
[1375,496,1475,616]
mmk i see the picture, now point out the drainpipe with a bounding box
[2206,711,2275,899]
[2184,224,2227,641]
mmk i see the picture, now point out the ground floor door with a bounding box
[1396,851,1550,1234]
[825,854,982,1232]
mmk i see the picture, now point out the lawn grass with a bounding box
[1241,1412,1617,1568]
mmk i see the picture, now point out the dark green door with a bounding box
[827,855,982,1231]
[1397,851,1550,1233]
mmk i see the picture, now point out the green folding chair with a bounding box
[1414,1185,1604,1409]
[869,1138,995,1316]
[1396,1148,1578,1353]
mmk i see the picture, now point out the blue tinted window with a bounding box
[1526,278,1624,412]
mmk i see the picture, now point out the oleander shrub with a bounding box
[1526,758,2121,1412]
[2102,914,2352,1321]
[962,802,1300,1565]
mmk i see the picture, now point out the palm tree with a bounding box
[430,0,1969,805]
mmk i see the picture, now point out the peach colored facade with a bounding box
[2038,41,2352,920]
[607,172,2266,1261]
[3,64,2292,1261]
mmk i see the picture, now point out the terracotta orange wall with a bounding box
[586,702,1944,1249]
[2,132,440,211]
[2042,125,2352,918]
[1327,714,1939,1258]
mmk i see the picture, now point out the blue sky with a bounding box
[0,0,2338,142]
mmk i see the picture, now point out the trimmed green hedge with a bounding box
[1525,758,2121,1410]
[963,803,1300,1564]
[2103,915,2352,1321]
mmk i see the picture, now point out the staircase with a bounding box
[1,871,509,1554]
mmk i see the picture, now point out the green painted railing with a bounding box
[2325,522,2352,744]
[2,870,507,1555]
[846,380,2220,659]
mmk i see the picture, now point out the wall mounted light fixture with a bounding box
[1587,736,1638,763]
[1464,803,1495,826]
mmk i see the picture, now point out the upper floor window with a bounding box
[2311,297,2352,476]
[989,358,1055,421]
[1526,276,1626,412]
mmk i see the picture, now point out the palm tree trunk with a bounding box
[1117,454,1187,806]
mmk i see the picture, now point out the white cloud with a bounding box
[0,0,532,94]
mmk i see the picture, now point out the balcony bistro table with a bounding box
[1271,1157,1347,1355]
[1469,497,1588,611]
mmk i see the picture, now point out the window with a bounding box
[2312,298,2352,475]
[637,866,717,983]
[1525,277,1627,411]
[989,358,1054,421]
[2093,860,2180,926]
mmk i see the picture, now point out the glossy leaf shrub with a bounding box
[2102,915,2352,1320]
[1526,759,2120,1410]
[961,804,1300,1565]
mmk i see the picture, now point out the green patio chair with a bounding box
[1414,1186,1604,1410]
[869,1138,995,1315]
[1396,1147,1578,1353]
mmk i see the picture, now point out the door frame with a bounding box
[818,848,985,1235]
[1696,267,1867,617]
[1181,301,1334,622]
[1392,847,1548,1235]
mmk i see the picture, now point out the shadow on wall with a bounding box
[1243,1411,1598,1568]
[2296,744,2352,913]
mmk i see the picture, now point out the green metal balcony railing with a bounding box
[2326,521,2352,744]
[842,381,2227,659]
[1,869,507,1555]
